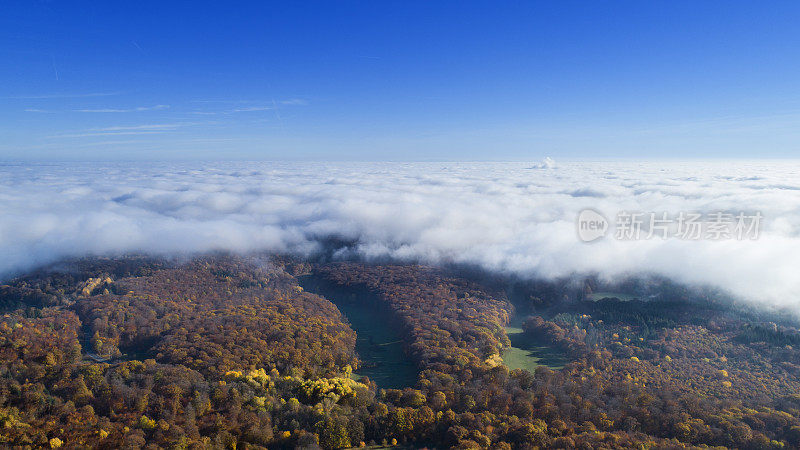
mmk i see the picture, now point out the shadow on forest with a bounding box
[297,275,418,389]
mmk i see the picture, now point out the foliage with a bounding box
[0,255,799,448]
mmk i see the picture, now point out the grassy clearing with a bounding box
[502,326,568,371]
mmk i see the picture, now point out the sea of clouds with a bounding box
[2,160,799,308]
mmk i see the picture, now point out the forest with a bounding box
[1,254,800,449]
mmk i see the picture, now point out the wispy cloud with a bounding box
[48,122,202,139]
[281,98,308,106]
[189,105,273,115]
[53,131,170,138]
[188,98,308,115]
[630,110,800,136]
[50,54,59,81]
[230,106,272,113]
[131,40,146,55]
[93,123,187,132]
[190,99,251,104]
[75,105,170,113]
[24,108,57,113]
[4,92,122,100]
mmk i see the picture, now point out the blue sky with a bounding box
[2,1,800,160]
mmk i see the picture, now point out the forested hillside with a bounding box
[1,255,800,448]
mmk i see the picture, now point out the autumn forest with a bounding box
[1,254,800,449]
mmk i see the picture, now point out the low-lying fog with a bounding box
[2,160,799,308]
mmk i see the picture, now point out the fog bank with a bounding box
[2,160,799,307]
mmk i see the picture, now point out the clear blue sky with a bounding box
[2,1,800,160]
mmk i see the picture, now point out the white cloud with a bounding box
[75,105,170,113]
[5,92,122,99]
[47,123,202,138]
[281,98,308,106]
[230,106,273,113]
[2,160,800,309]
[90,124,185,131]
[188,98,307,115]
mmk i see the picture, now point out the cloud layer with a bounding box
[2,160,800,308]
